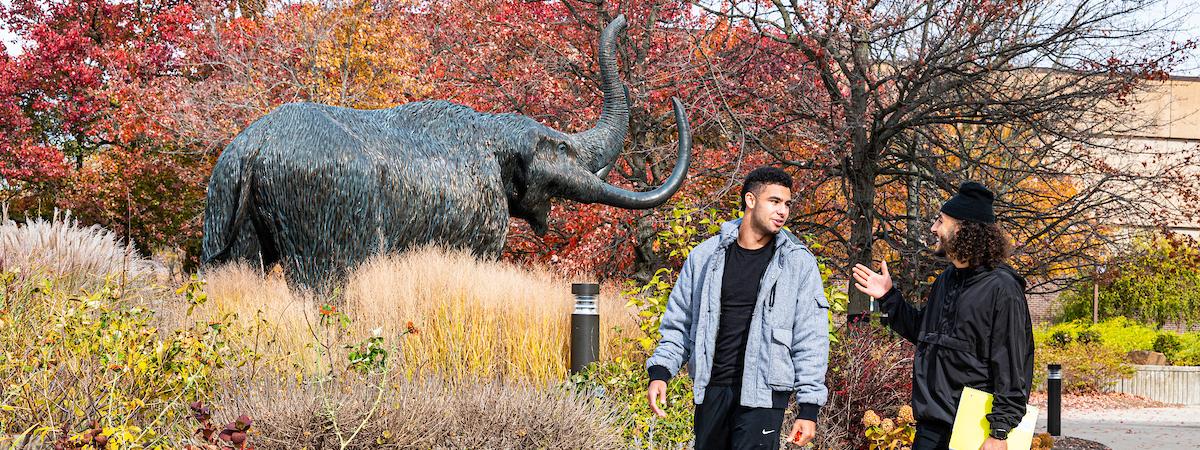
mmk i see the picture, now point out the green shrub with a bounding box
[1047,329,1073,348]
[1034,342,1134,394]
[1057,235,1200,327]
[1036,318,1200,369]
[1173,333,1200,366]
[1153,334,1183,359]
[1087,317,1159,353]
[0,271,247,446]
[1075,329,1101,345]
[570,358,695,448]
[1037,321,1087,349]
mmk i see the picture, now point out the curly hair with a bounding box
[945,220,1012,269]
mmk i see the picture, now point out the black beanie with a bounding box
[941,181,995,224]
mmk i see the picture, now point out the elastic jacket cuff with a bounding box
[647,365,672,383]
[794,403,821,421]
[881,287,901,303]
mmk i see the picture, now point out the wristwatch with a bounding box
[989,428,1009,440]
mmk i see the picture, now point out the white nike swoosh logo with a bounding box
[761,430,775,435]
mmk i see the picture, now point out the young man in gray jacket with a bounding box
[645,166,830,450]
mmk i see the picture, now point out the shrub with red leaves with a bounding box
[813,324,915,450]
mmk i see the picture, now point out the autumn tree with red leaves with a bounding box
[1,0,210,252]
[703,0,1200,318]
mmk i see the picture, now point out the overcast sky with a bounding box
[2,0,1198,75]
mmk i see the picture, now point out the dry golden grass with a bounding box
[201,246,638,383]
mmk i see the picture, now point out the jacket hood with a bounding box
[959,263,1027,292]
[994,264,1027,291]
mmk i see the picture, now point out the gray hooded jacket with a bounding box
[646,219,830,409]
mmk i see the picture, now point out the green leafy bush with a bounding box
[1085,317,1159,353]
[1036,318,1200,367]
[1153,334,1183,359]
[1035,320,1138,392]
[1075,329,1101,345]
[0,270,247,446]
[1174,333,1200,366]
[1047,329,1074,348]
[1033,342,1134,394]
[1057,235,1200,327]
[571,358,695,448]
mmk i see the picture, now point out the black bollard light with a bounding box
[1047,363,1062,436]
[570,283,600,375]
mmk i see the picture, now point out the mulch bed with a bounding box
[1028,391,1175,410]
[1052,436,1111,450]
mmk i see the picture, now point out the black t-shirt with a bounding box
[709,237,776,387]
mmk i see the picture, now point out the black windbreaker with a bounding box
[879,264,1034,432]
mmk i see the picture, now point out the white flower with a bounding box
[371,327,383,337]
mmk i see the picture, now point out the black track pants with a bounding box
[913,421,952,450]
[693,385,787,450]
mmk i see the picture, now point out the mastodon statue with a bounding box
[200,15,691,288]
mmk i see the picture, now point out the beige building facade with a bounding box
[1116,75,1200,237]
[1026,75,1200,324]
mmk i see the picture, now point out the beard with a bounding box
[930,232,953,258]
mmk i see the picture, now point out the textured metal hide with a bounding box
[200,15,692,288]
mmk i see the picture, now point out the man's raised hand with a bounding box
[852,260,894,299]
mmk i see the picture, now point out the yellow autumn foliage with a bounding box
[286,0,432,109]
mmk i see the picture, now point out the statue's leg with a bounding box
[220,220,263,270]
[260,159,384,296]
[246,208,279,273]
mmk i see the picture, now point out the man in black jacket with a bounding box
[852,182,1034,450]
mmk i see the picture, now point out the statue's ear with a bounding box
[513,147,531,184]
[497,132,532,200]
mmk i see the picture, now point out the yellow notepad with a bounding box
[948,387,1038,450]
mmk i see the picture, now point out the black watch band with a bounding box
[989,428,1009,440]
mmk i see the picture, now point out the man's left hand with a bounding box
[980,437,1007,450]
[787,419,816,446]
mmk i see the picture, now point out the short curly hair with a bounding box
[741,166,793,210]
[945,220,1012,269]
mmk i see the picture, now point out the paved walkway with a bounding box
[1035,406,1200,449]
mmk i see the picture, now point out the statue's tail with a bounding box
[201,144,262,265]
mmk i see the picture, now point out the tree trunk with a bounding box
[632,212,666,283]
[846,149,877,323]
[845,33,877,323]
